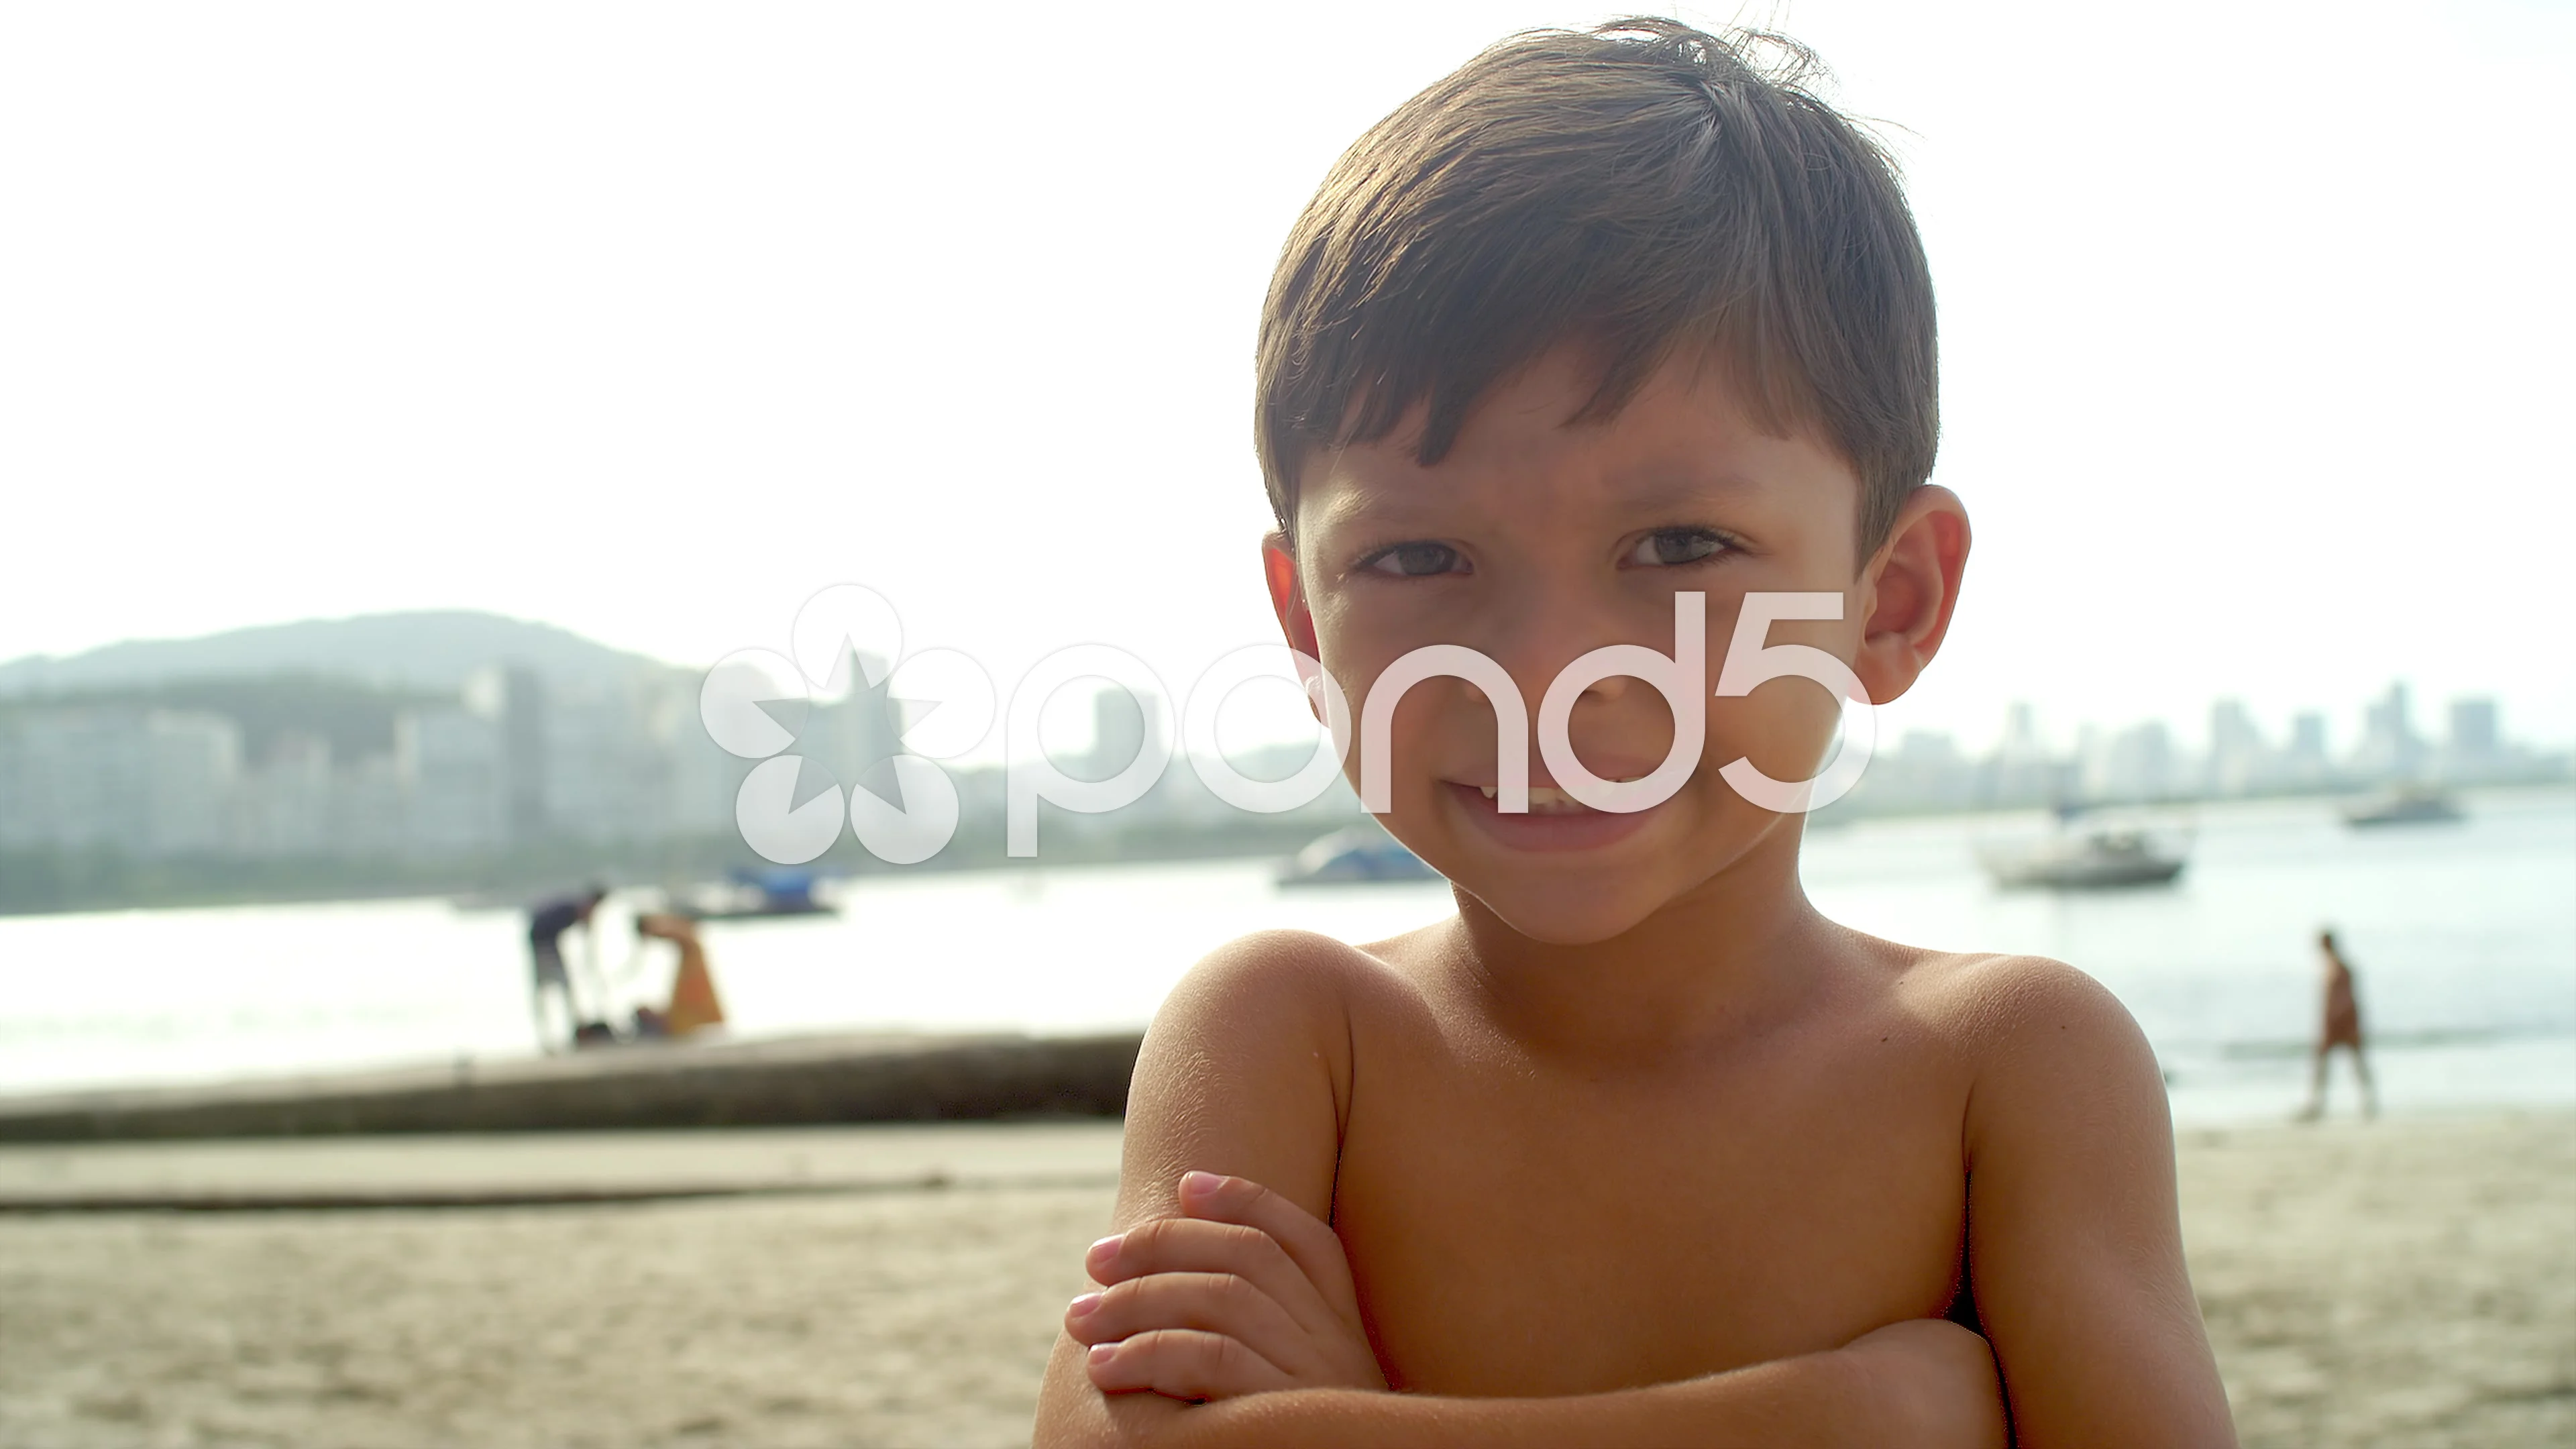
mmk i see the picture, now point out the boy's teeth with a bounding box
[1474,776,1646,796]
[1473,780,1645,810]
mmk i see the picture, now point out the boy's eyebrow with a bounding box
[1307,490,1449,537]
[1311,462,1776,537]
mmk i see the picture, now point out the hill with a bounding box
[0,612,681,696]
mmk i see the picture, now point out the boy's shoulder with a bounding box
[1157,925,1430,1039]
[1886,942,2137,1036]
[1142,926,1454,1097]
[1864,934,2147,1050]
[1120,928,1442,1218]
[1869,939,2164,1144]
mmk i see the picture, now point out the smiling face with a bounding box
[1270,345,1960,946]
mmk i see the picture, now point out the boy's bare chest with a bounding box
[1328,1012,1969,1395]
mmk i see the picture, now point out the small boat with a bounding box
[1277,827,1443,887]
[2341,784,2464,828]
[1979,828,2187,890]
[675,867,841,921]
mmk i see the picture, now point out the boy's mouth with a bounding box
[1444,775,1668,854]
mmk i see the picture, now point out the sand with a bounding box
[1,1113,2569,1448]
[2176,1114,2575,1448]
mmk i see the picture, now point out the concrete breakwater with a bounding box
[0,1032,1143,1142]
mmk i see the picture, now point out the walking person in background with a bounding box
[2298,928,2377,1121]
[525,884,608,1053]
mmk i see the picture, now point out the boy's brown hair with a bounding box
[1256,17,1937,556]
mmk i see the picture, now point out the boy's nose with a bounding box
[1477,595,1646,708]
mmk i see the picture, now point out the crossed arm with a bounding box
[1031,938,2233,1448]
[1038,1166,2003,1449]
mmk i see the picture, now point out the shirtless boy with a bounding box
[1035,20,2235,1446]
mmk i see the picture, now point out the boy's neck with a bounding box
[1443,819,1835,1062]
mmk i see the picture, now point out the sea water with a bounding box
[0,786,2567,1126]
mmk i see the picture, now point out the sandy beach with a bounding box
[2,1113,2569,1448]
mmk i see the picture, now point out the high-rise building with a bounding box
[2205,698,2265,796]
[1984,701,2057,805]
[498,665,549,844]
[2447,697,2501,775]
[2355,682,2427,780]
[144,710,241,855]
[2282,711,2330,784]
[546,681,684,844]
[2081,720,2176,801]
[331,750,411,856]
[1866,729,1976,810]
[233,732,333,856]
[1086,686,1163,783]
[399,705,505,853]
[0,706,241,857]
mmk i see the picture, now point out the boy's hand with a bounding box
[1067,1170,1387,1403]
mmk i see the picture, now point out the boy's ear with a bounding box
[1853,486,1970,706]
[1261,532,1329,721]
[1262,531,1320,656]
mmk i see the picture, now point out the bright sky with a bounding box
[3,0,2569,761]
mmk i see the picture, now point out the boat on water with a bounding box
[2341,784,2465,828]
[1979,828,2188,890]
[674,867,841,921]
[1277,827,1443,888]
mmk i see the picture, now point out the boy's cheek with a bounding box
[1707,687,1844,783]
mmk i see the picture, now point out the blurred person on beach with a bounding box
[2297,928,2377,1122]
[525,885,608,1052]
[629,911,727,1040]
[1036,19,2233,1448]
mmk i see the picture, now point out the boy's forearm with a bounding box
[1095,1346,1960,1449]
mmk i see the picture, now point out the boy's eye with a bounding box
[1625,527,1733,568]
[1361,541,1468,578]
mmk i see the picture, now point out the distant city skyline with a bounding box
[1849,682,2561,816]
[1,603,2561,877]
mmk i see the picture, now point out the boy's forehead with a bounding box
[1297,347,1856,535]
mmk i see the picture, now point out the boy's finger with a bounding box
[1063,1270,1319,1377]
[1087,1218,1343,1344]
[1177,1171,1364,1321]
[1085,1328,1293,1402]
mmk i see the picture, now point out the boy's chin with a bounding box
[1450,872,1684,947]
[1408,788,1796,947]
